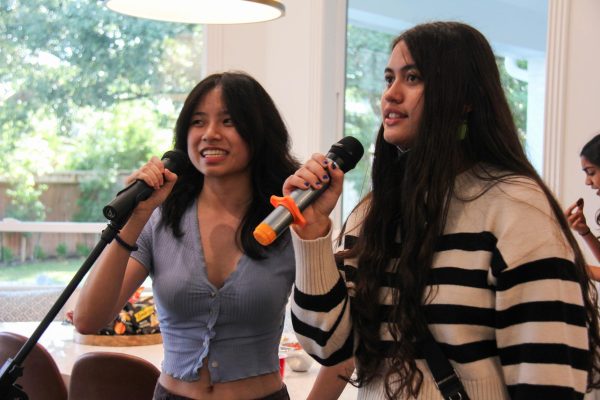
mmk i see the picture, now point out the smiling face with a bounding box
[186,86,251,182]
[380,40,425,149]
[581,156,600,196]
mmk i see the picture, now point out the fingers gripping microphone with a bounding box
[254,136,364,246]
[102,149,189,222]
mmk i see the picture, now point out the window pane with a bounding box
[343,0,548,220]
[0,0,203,287]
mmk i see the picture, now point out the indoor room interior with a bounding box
[1,0,599,399]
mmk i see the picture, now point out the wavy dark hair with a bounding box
[345,21,600,397]
[160,71,299,259]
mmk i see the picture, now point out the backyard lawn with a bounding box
[0,259,83,286]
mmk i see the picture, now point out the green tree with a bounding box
[68,101,174,221]
[0,0,203,221]
[343,25,395,201]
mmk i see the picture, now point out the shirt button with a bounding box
[211,361,219,368]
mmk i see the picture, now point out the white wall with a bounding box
[205,0,346,163]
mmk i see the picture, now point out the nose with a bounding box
[585,175,593,187]
[202,122,222,142]
[382,80,403,104]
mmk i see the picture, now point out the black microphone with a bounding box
[103,149,189,222]
[253,136,364,246]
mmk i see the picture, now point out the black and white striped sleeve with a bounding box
[290,224,354,366]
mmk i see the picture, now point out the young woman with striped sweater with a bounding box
[285,22,600,399]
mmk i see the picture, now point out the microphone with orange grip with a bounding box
[253,136,364,246]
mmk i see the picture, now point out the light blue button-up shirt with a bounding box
[132,199,295,382]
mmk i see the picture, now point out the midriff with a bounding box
[158,363,283,400]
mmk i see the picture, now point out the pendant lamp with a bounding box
[105,0,285,24]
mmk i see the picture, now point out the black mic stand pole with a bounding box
[0,212,131,399]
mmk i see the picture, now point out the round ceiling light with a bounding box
[105,0,285,24]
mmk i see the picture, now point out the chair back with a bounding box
[0,331,68,400]
[68,351,160,400]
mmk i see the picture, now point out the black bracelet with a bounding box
[114,234,139,252]
[580,228,592,237]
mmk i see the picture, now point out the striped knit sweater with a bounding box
[291,169,590,399]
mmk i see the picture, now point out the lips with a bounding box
[200,148,227,158]
[383,110,407,125]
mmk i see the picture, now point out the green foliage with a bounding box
[75,243,90,257]
[33,245,46,261]
[2,113,56,220]
[343,25,395,201]
[496,57,528,144]
[66,101,173,221]
[55,242,68,258]
[1,246,14,264]
[0,0,203,222]
[1,0,203,140]
[5,182,47,221]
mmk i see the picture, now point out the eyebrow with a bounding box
[384,64,418,74]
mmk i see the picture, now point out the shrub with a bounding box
[56,243,68,259]
[1,246,14,264]
[33,245,46,261]
[75,243,90,258]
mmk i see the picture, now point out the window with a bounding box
[342,0,548,219]
[0,0,203,287]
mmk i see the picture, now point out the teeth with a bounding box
[201,149,226,157]
[388,112,402,118]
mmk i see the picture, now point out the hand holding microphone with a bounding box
[103,149,188,222]
[253,136,364,245]
[282,153,344,240]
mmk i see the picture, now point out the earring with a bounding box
[458,121,468,140]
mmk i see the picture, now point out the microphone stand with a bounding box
[0,212,131,399]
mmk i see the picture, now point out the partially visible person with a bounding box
[285,21,600,399]
[565,133,600,281]
[74,71,299,400]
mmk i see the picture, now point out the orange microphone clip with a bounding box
[253,195,306,246]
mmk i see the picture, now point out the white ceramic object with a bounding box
[285,349,314,372]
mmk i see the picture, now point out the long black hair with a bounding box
[347,21,600,397]
[161,71,299,258]
[580,133,600,226]
[581,134,600,166]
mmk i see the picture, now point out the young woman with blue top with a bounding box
[74,72,299,400]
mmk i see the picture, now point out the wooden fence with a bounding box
[0,172,126,262]
[0,219,106,263]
